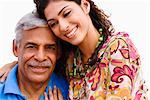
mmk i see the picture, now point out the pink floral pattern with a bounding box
[66,32,148,100]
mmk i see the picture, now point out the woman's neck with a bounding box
[78,24,100,64]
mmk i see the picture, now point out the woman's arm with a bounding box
[0,61,17,82]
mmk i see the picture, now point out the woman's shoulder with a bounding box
[106,31,136,47]
[104,31,140,62]
[110,32,130,42]
[100,32,131,53]
[97,32,134,60]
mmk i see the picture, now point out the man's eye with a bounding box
[46,45,56,50]
[63,10,71,17]
[26,45,36,49]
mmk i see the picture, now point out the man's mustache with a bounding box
[27,60,52,67]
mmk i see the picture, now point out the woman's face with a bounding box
[44,0,90,45]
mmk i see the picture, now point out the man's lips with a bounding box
[29,65,50,73]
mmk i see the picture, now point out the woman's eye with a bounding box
[63,10,71,17]
[49,22,57,28]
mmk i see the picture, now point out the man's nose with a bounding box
[34,49,47,62]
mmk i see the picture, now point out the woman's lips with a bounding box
[65,26,78,39]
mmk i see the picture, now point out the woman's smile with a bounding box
[65,25,78,39]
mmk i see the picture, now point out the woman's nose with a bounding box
[59,19,69,33]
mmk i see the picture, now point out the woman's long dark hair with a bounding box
[34,0,114,77]
[34,0,114,36]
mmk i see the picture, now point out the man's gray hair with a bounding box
[15,10,48,45]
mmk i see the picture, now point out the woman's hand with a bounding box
[0,61,17,82]
[44,86,63,100]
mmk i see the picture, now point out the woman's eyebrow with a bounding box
[47,5,69,22]
[58,5,69,15]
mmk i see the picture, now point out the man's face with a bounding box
[13,27,58,83]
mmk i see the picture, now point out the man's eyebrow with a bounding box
[24,42,38,47]
[47,5,69,22]
[45,43,57,46]
[25,42,37,46]
[25,42,57,47]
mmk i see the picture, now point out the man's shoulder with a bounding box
[0,82,5,93]
[50,73,69,100]
[0,65,18,98]
[50,73,69,90]
[51,73,68,84]
[0,82,7,98]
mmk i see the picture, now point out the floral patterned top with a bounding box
[66,32,148,100]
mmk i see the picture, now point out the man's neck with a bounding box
[17,73,49,100]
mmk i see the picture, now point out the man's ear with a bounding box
[80,0,90,14]
[13,39,19,57]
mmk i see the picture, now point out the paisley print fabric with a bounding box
[66,32,148,100]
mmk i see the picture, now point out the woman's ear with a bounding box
[81,0,90,14]
[13,39,18,57]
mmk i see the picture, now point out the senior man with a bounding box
[0,11,68,100]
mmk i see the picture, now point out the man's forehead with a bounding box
[20,28,57,45]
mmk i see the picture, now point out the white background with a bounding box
[0,0,150,96]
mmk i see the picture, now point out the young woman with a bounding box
[0,0,148,99]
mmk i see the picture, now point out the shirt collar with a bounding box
[4,64,23,97]
[4,64,55,99]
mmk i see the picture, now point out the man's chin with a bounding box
[29,74,50,83]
